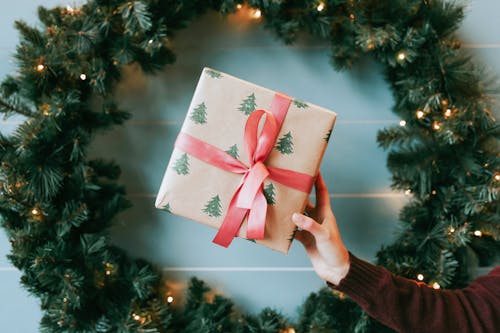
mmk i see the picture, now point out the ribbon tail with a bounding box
[212,186,248,247]
[246,191,267,240]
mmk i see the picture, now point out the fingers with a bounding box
[292,213,328,240]
[315,173,331,210]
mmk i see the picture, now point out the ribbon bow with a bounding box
[175,93,314,247]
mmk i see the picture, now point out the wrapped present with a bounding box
[155,67,336,253]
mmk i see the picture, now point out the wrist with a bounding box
[327,248,351,285]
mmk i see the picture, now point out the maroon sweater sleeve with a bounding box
[328,253,500,333]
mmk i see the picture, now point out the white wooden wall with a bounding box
[1,1,499,331]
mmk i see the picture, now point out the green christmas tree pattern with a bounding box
[162,202,172,213]
[225,144,239,159]
[203,194,222,217]
[205,69,222,78]
[293,99,309,109]
[263,183,276,205]
[288,227,299,242]
[275,131,294,154]
[324,128,332,142]
[238,93,257,115]
[172,153,190,175]
[189,102,207,124]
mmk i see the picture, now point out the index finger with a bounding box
[315,172,331,209]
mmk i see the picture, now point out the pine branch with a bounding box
[0,97,34,118]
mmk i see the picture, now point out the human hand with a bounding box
[292,173,350,286]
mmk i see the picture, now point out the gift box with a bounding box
[155,67,336,253]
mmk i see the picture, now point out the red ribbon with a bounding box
[174,93,314,247]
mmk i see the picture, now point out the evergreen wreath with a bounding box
[0,0,498,332]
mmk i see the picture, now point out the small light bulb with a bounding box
[252,9,262,18]
[36,64,45,72]
[494,173,500,181]
[349,13,355,20]
[287,328,296,333]
[66,5,74,13]
[432,282,441,289]
[31,208,40,215]
[80,73,87,80]
[397,51,406,61]
[317,2,325,11]
[105,270,111,276]
[133,314,141,321]
[148,39,153,44]
[167,296,174,303]
[431,190,437,195]
[417,274,424,281]
[432,121,441,130]
[444,108,452,117]
[474,230,482,237]
[399,120,407,127]
[449,227,455,233]
[63,297,68,303]
[416,110,425,119]
[405,189,412,196]
[236,4,242,9]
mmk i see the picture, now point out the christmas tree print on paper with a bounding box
[162,203,172,213]
[203,194,222,217]
[263,183,276,205]
[189,102,207,124]
[172,153,190,175]
[275,131,294,154]
[205,69,222,78]
[324,129,332,142]
[225,144,239,159]
[293,99,309,109]
[238,93,257,115]
[288,227,299,242]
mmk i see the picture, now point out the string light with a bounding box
[416,109,425,119]
[494,173,500,181]
[148,39,153,44]
[317,2,325,11]
[474,230,482,237]
[132,313,141,321]
[417,274,424,281]
[448,226,455,233]
[80,73,87,80]
[40,103,51,116]
[167,295,174,303]
[432,121,441,131]
[432,282,441,289]
[280,328,296,333]
[444,108,452,118]
[397,51,407,61]
[431,190,437,195]
[236,4,242,10]
[31,208,40,216]
[252,9,262,19]
[349,13,355,20]
[63,297,68,303]
[405,189,412,196]
[36,63,45,72]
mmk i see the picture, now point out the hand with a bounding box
[292,173,350,286]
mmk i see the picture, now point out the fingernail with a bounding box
[292,213,301,222]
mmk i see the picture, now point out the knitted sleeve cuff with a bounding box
[326,252,388,306]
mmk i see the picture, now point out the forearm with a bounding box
[328,253,500,333]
